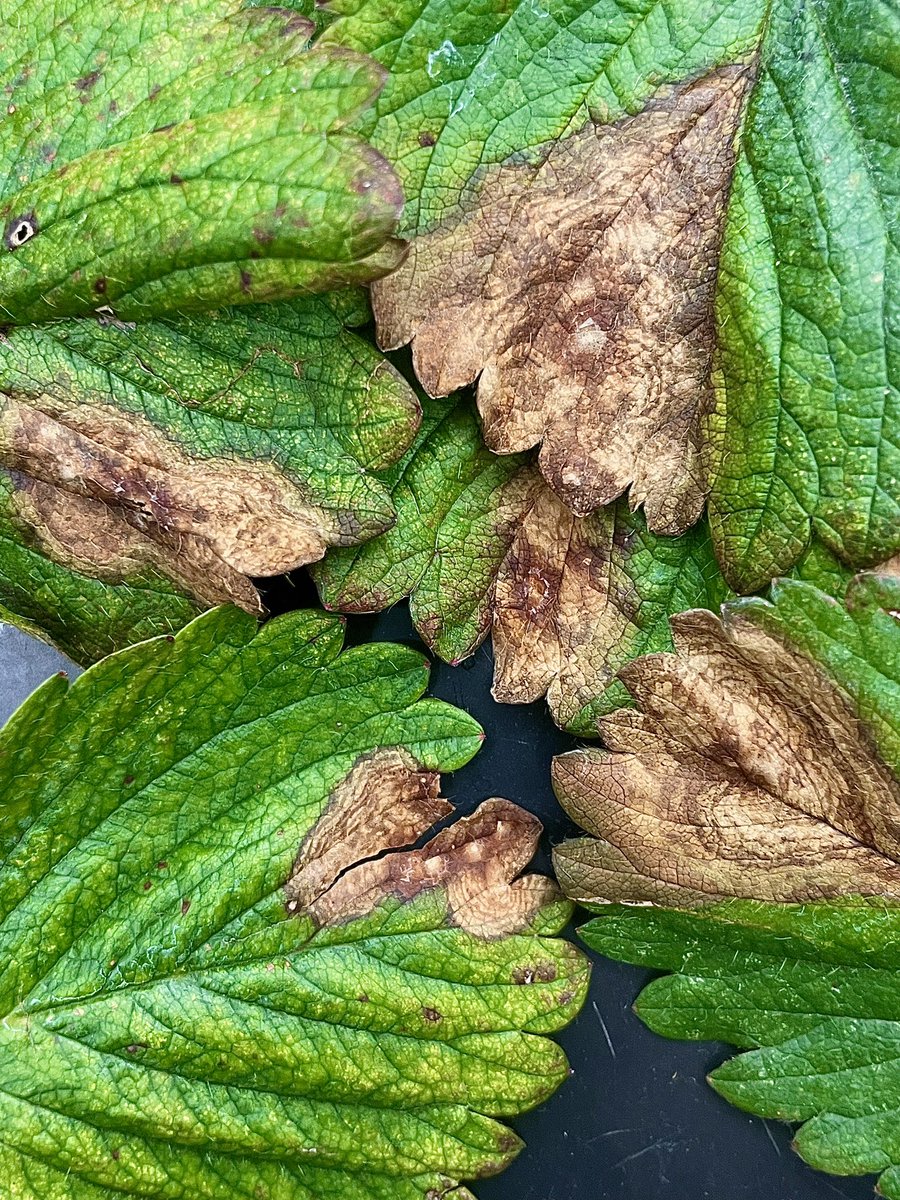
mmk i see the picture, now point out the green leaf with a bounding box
[554,571,900,907]
[0,292,421,660]
[323,0,899,584]
[0,605,588,1199]
[707,0,900,589]
[0,1,403,323]
[314,395,730,731]
[580,900,900,1198]
[312,394,538,664]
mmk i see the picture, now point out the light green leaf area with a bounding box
[313,395,538,664]
[581,899,900,1198]
[0,468,202,664]
[0,292,421,660]
[322,0,766,235]
[0,0,403,323]
[0,606,587,1199]
[707,0,900,589]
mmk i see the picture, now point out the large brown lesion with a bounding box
[7,471,260,610]
[286,749,561,937]
[491,483,637,725]
[0,390,367,609]
[373,64,754,528]
[553,600,900,907]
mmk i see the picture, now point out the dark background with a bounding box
[0,598,878,1200]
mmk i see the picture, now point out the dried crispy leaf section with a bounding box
[6,470,254,608]
[306,798,561,937]
[0,607,587,1199]
[0,394,339,581]
[373,66,752,525]
[554,573,900,906]
[492,487,729,732]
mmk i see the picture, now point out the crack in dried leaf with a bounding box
[291,782,560,937]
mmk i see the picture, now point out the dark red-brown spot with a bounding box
[73,69,101,93]
[143,881,152,891]
[422,1006,442,1023]
[418,131,436,147]
[181,899,191,915]
[240,269,252,293]
[93,277,107,294]
[169,173,184,185]
[123,775,135,786]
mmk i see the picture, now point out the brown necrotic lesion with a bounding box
[373,64,755,531]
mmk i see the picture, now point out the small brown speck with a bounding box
[93,277,107,294]
[240,269,252,293]
[169,173,184,185]
[418,131,436,147]
[422,1006,442,1024]
[357,993,370,1004]
[181,899,191,915]
[111,1149,121,1161]
[142,881,152,891]
[157,861,168,871]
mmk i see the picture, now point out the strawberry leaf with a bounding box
[554,571,900,906]
[557,571,900,1194]
[323,0,899,585]
[0,605,588,1198]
